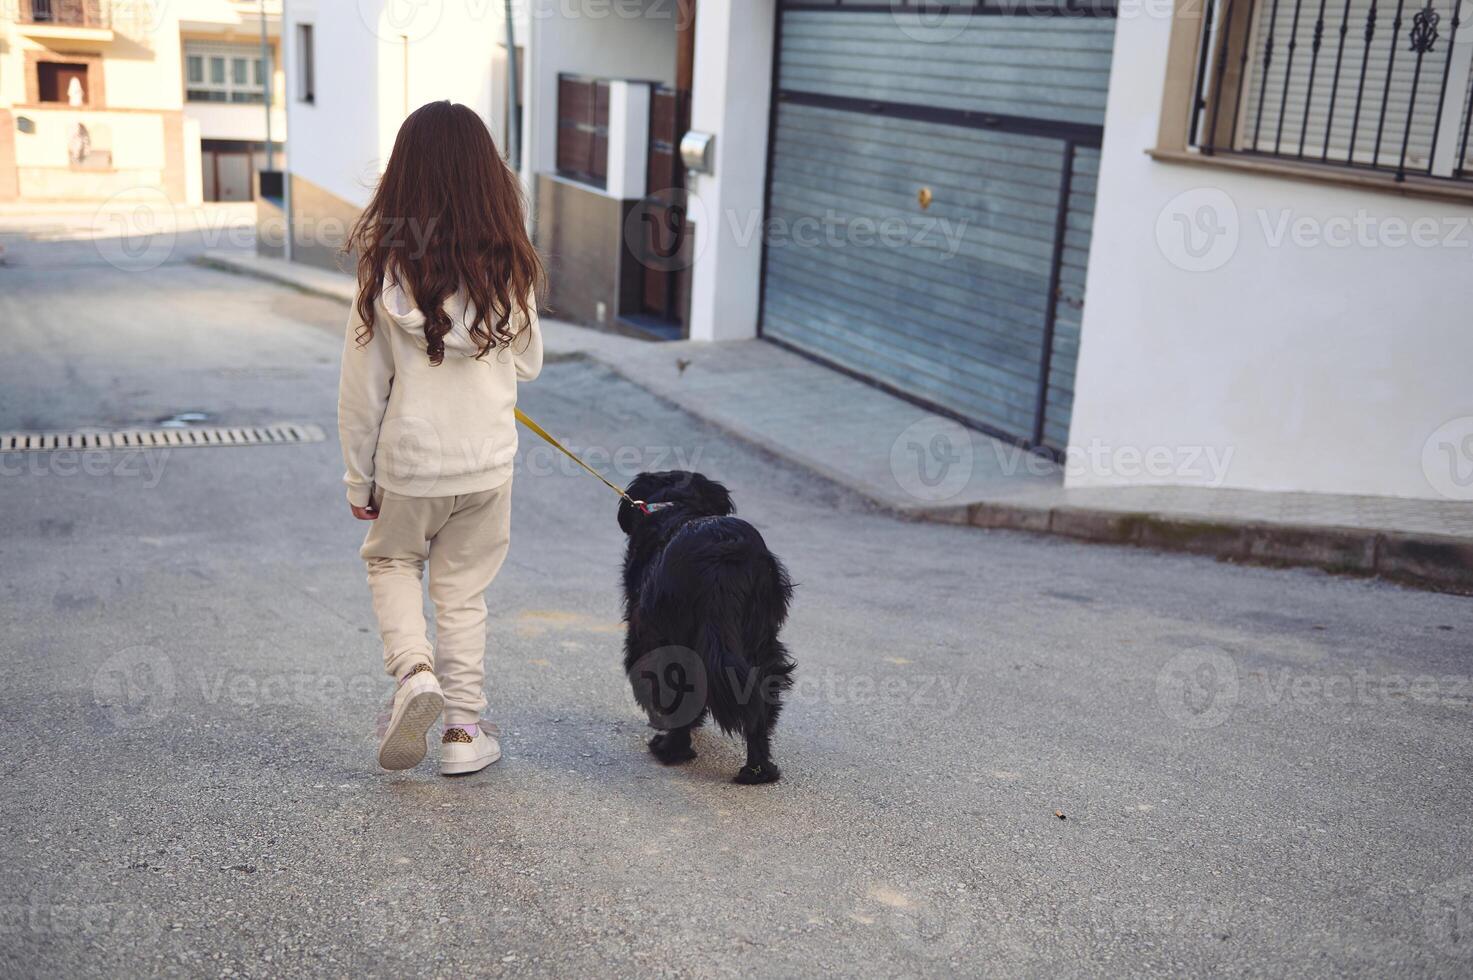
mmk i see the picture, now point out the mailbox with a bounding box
[680,131,715,175]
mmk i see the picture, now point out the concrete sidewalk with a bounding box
[198,251,1473,595]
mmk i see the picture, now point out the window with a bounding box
[185,43,265,104]
[504,44,525,171]
[297,24,315,103]
[37,61,89,105]
[1189,0,1473,182]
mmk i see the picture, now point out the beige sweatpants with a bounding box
[360,480,512,725]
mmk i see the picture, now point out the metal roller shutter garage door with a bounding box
[760,1,1116,451]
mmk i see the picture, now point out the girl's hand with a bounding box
[351,502,379,521]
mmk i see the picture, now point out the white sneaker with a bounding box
[439,722,502,777]
[376,664,445,771]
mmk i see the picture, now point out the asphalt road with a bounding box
[1,217,1471,978]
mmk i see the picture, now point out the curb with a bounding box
[194,253,356,304]
[198,252,1473,597]
[906,501,1471,596]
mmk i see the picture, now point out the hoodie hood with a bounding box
[380,275,483,358]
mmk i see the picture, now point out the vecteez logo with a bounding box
[1423,416,1473,501]
[377,415,444,496]
[889,416,975,503]
[1155,649,1239,729]
[358,0,445,43]
[1156,189,1473,273]
[1155,187,1240,272]
[623,187,711,274]
[93,646,177,730]
[628,645,709,730]
[888,0,976,42]
[91,187,179,272]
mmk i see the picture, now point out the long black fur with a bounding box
[618,471,795,784]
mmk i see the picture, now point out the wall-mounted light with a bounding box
[680,131,715,176]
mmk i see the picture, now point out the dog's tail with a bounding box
[697,622,760,735]
[697,622,795,735]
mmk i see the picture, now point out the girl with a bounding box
[338,101,543,776]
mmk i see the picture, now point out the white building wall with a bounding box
[686,0,774,343]
[378,10,500,167]
[104,11,186,111]
[605,80,651,202]
[523,0,677,180]
[183,117,204,204]
[284,0,506,210]
[283,1,381,209]
[186,103,288,143]
[1068,8,1473,501]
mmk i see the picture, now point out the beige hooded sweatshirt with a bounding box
[337,277,542,507]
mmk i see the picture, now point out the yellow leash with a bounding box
[515,408,650,513]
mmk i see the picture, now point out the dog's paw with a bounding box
[648,733,696,765]
[733,762,781,785]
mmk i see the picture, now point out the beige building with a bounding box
[0,0,284,203]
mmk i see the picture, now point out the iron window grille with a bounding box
[1190,0,1473,181]
[22,0,108,27]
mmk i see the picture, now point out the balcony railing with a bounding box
[21,0,110,28]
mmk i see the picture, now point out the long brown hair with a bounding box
[346,100,543,366]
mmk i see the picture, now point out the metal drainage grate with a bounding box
[0,423,326,452]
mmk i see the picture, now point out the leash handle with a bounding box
[515,408,650,513]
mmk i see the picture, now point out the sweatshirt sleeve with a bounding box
[337,304,395,508]
[513,292,543,383]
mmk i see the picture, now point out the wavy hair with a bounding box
[345,101,543,366]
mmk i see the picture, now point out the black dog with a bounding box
[617,471,795,784]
